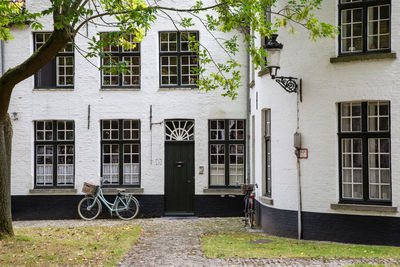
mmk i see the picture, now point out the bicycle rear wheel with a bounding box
[78,196,101,220]
[116,195,139,220]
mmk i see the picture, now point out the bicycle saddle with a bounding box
[117,188,126,193]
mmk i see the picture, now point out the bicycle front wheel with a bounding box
[116,195,139,220]
[78,196,102,220]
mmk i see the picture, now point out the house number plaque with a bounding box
[298,148,308,159]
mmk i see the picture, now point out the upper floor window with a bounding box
[101,119,141,186]
[34,33,74,88]
[338,101,391,204]
[209,119,245,187]
[339,0,391,54]
[101,33,140,88]
[34,120,75,187]
[159,31,199,87]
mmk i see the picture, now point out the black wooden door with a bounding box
[164,142,194,215]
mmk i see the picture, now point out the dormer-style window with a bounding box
[339,0,391,55]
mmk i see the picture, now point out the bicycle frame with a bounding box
[87,187,139,213]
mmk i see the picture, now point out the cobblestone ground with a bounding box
[13,217,400,267]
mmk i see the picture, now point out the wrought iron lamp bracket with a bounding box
[274,76,297,93]
[273,76,302,102]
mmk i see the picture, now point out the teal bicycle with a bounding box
[78,180,140,221]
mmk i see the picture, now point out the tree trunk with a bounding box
[0,114,13,238]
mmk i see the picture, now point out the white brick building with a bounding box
[5,0,248,219]
[5,0,400,245]
[251,0,400,245]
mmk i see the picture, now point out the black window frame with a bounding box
[100,32,141,89]
[34,120,75,188]
[338,101,392,205]
[159,31,199,88]
[100,119,141,187]
[338,0,391,56]
[33,32,75,89]
[208,119,246,188]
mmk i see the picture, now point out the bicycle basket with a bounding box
[241,184,254,194]
[82,182,99,195]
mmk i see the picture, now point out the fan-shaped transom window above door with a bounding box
[165,120,194,141]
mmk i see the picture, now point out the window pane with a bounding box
[123,144,140,185]
[229,120,245,140]
[57,145,74,185]
[341,103,361,132]
[368,5,391,51]
[36,145,53,186]
[102,120,119,140]
[368,138,391,200]
[229,144,244,185]
[160,56,178,85]
[210,120,225,140]
[368,101,390,132]
[341,138,363,199]
[103,144,119,184]
[160,32,177,52]
[123,120,140,140]
[210,144,225,186]
[341,8,363,53]
[122,56,140,86]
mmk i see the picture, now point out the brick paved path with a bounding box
[14,218,400,266]
[118,217,400,267]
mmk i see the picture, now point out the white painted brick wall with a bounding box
[6,0,248,195]
[252,0,400,217]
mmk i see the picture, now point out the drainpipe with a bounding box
[296,92,302,240]
[1,40,4,75]
[246,35,251,185]
[297,157,302,240]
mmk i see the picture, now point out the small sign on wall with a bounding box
[298,148,308,159]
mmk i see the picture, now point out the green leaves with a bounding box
[0,0,337,100]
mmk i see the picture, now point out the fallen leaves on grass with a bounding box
[0,225,141,266]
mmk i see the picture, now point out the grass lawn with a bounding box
[0,225,141,266]
[202,232,400,259]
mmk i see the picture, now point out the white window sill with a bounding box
[100,88,140,91]
[101,188,144,195]
[29,188,77,195]
[203,188,243,195]
[158,87,199,91]
[33,88,74,91]
[259,196,274,206]
[331,203,397,213]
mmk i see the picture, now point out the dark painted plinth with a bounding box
[11,194,243,220]
[11,195,164,220]
[194,195,244,217]
[302,212,400,246]
[257,200,400,246]
[257,201,298,239]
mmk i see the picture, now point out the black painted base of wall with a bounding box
[257,200,400,246]
[11,194,243,220]
[195,195,244,217]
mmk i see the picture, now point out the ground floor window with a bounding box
[264,109,271,197]
[34,120,74,187]
[338,101,391,204]
[101,119,140,186]
[209,119,246,186]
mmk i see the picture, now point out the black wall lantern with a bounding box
[264,34,302,98]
